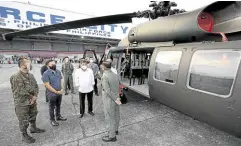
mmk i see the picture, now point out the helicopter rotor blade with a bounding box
[3,12,137,41]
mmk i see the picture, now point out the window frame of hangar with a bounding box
[153,50,183,85]
[186,49,241,98]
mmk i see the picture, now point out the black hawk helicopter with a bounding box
[3,1,241,138]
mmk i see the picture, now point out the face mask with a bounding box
[81,65,87,70]
[49,65,56,70]
[90,60,93,63]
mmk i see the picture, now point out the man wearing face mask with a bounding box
[75,59,95,118]
[88,57,100,96]
[10,57,45,144]
[61,57,75,95]
[42,60,67,126]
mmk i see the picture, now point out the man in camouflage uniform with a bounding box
[61,56,75,95]
[88,57,100,96]
[10,58,45,144]
[101,61,121,142]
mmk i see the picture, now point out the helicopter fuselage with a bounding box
[108,1,241,137]
[108,40,241,138]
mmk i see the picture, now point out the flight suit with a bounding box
[10,71,45,143]
[62,62,74,94]
[101,70,120,138]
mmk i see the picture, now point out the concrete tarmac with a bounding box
[0,64,241,146]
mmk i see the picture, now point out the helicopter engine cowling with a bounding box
[128,1,241,43]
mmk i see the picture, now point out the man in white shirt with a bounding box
[74,59,95,118]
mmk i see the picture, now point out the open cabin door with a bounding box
[127,50,153,86]
[109,47,154,97]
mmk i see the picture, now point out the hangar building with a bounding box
[0,1,132,61]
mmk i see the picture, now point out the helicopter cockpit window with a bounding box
[187,50,241,97]
[154,51,182,84]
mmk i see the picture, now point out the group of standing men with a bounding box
[10,56,122,144]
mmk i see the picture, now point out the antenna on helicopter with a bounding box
[136,1,186,19]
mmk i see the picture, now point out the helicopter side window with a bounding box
[154,51,182,84]
[187,50,241,97]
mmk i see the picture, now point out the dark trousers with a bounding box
[79,91,93,115]
[48,95,62,121]
[94,78,98,94]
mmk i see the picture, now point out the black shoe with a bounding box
[71,92,75,94]
[88,112,94,116]
[79,114,84,118]
[65,93,68,95]
[116,131,118,135]
[29,123,46,133]
[30,127,46,133]
[22,133,35,143]
[51,121,59,126]
[56,116,67,121]
[95,93,99,96]
[102,136,117,142]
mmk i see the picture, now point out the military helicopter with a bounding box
[3,1,241,138]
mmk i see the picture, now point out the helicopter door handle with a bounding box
[165,79,174,83]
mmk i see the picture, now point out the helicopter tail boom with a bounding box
[128,1,241,43]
